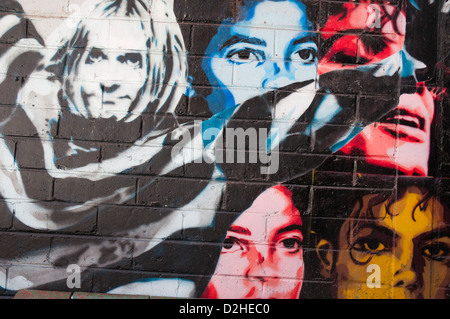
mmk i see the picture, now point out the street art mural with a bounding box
[311,179,450,299]
[0,0,192,231]
[326,0,447,176]
[0,0,448,299]
[201,185,305,299]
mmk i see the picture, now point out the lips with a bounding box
[377,109,427,143]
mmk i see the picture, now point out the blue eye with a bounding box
[293,48,317,64]
[226,49,264,64]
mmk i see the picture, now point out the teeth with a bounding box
[385,115,421,128]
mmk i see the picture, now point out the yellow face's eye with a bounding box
[363,240,386,252]
[422,243,449,261]
[353,238,388,253]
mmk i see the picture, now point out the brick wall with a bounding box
[0,0,449,299]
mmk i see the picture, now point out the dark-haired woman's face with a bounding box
[202,186,304,299]
[202,0,317,114]
[335,187,450,299]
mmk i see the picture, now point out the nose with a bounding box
[392,245,419,291]
[393,269,418,290]
[262,61,293,90]
[245,245,276,282]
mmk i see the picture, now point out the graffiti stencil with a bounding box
[0,0,448,299]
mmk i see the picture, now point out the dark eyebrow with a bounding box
[229,225,252,236]
[291,35,317,47]
[416,227,450,242]
[277,224,303,235]
[351,222,397,240]
[220,34,267,51]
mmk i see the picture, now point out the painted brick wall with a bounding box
[0,0,449,299]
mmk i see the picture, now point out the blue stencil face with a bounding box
[202,0,317,114]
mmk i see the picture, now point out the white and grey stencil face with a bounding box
[67,19,149,120]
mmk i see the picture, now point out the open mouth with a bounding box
[377,109,426,142]
[381,109,425,130]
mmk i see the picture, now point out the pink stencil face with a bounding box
[317,1,436,176]
[202,186,304,299]
[340,84,435,176]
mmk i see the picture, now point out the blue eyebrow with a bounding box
[220,34,267,51]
